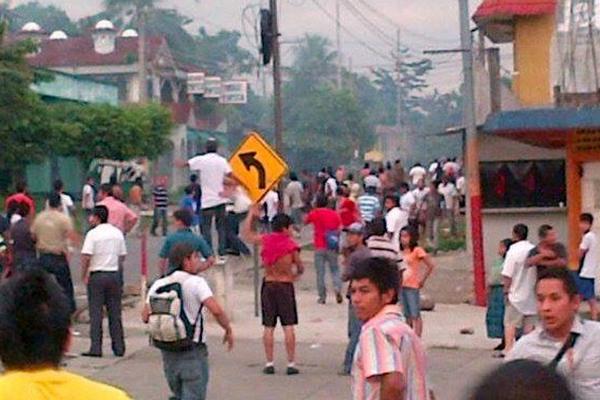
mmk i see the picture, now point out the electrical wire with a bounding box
[310,0,394,61]
[339,0,396,47]
[353,0,459,45]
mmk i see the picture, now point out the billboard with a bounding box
[220,80,248,104]
[187,72,205,95]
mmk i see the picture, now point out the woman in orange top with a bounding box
[400,227,435,337]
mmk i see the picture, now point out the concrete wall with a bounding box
[479,133,567,274]
[482,209,568,273]
[479,134,565,161]
[513,14,555,106]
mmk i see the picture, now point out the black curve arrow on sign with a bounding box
[239,151,266,189]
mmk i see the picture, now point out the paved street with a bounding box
[64,246,502,400]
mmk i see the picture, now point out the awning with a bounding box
[473,0,556,43]
[482,107,600,148]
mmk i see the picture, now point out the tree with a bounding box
[8,1,79,35]
[45,102,173,166]
[281,35,374,169]
[194,28,255,77]
[0,21,49,180]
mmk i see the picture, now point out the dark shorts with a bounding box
[576,276,596,301]
[261,281,298,327]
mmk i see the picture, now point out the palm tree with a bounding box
[104,0,161,103]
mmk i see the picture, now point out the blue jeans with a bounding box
[343,302,363,373]
[152,208,168,236]
[201,205,227,256]
[161,344,209,400]
[314,249,342,301]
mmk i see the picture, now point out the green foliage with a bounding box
[9,1,80,35]
[0,21,48,173]
[45,102,173,165]
[194,28,255,77]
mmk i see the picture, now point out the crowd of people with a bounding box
[0,139,599,399]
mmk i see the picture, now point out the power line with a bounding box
[310,0,394,61]
[339,0,396,47]
[353,0,458,45]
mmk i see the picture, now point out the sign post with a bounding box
[230,131,289,316]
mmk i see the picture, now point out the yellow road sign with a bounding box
[230,132,288,203]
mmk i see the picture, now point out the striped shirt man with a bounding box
[352,305,428,400]
[357,194,380,223]
[152,186,169,210]
[366,235,404,273]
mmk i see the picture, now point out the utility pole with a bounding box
[459,0,486,307]
[395,29,405,154]
[137,8,148,103]
[270,0,284,199]
[336,0,342,89]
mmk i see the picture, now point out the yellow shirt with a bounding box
[0,369,131,400]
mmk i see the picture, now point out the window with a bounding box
[480,160,566,208]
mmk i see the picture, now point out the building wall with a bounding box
[479,134,565,161]
[482,209,568,271]
[513,14,555,106]
[31,72,119,105]
[479,133,567,272]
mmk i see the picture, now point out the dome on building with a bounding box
[95,19,115,31]
[121,28,138,38]
[21,22,42,32]
[49,30,68,40]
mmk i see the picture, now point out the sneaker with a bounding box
[216,256,228,265]
[286,366,300,375]
[335,292,343,304]
[317,298,326,305]
[263,365,275,375]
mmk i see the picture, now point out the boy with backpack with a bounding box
[142,243,234,400]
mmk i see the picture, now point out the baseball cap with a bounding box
[344,222,365,234]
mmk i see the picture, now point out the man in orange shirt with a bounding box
[242,205,304,376]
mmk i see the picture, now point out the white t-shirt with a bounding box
[456,176,466,196]
[580,231,600,279]
[188,153,232,209]
[147,271,213,343]
[82,184,95,210]
[325,177,338,195]
[411,187,429,207]
[502,240,537,315]
[409,166,427,185]
[385,207,408,252]
[81,223,127,272]
[400,191,416,212]
[438,182,458,210]
[45,193,74,217]
[428,162,438,174]
[261,191,279,221]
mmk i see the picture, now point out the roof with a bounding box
[27,36,166,68]
[482,107,600,148]
[473,0,556,43]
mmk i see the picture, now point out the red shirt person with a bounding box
[5,181,35,218]
[305,194,343,304]
[338,189,359,228]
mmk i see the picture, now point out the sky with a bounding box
[11,0,513,93]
